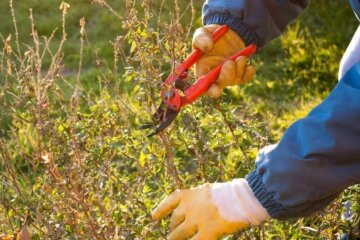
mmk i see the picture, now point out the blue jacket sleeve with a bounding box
[203,0,309,48]
[246,62,360,220]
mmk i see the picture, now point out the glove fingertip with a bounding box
[241,66,256,83]
[151,190,182,221]
[150,208,162,221]
[206,84,223,98]
[192,28,214,53]
[235,56,247,67]
[217,60,236,88]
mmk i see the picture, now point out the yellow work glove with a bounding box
[193,24,256,98]
[152,179,270,240]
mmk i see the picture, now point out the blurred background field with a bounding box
[0,0,359,239]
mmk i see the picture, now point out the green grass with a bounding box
[0,0,202,67]
[0,0,359,239]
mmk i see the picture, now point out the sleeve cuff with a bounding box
[246,171,287,220]
[203,12,264,48]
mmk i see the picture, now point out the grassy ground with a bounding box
[0,0,359,239]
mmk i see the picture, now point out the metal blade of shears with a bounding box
[139,102,179,137]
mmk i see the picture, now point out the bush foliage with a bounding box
[0,0,359,239]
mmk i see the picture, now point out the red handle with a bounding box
[163,25,229,87]
[182,44,257,105]
[176,25,229,74]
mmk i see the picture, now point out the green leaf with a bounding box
[130,41,137,54]
[139,151,146,167]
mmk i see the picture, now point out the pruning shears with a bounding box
[140,25,257,137]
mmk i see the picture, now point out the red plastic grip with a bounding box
[162,25,230,109]
[182,44,257,105]
[174,25,229,78]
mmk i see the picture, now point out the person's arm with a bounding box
[151,62,360,240]
[247,62,360,220]
[203,0,309,48]
[339,25,360,79]
[195,0,309,98]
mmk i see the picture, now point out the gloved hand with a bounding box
[151,179,270,240]
[193,24,256,98]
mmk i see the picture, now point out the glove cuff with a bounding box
[211,178,270,225]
